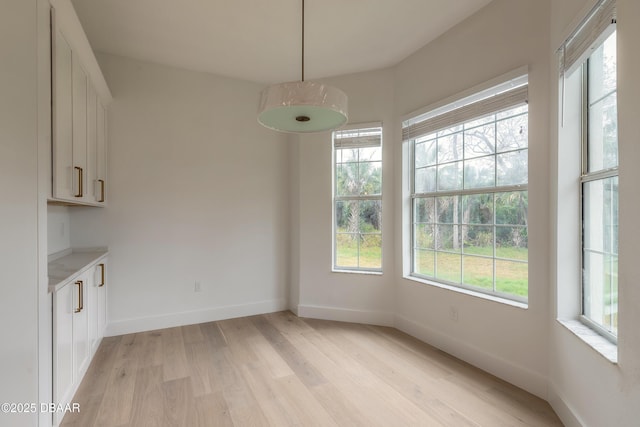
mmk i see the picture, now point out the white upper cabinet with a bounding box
[50,0,111,206]
[52,26,74,201]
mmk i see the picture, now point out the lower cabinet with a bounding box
[53,257,107,426]
[88,260,107,353]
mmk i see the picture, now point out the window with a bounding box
[403,75,528,302]
[581,32,618,339]
[558,0,618,342]
[333,125,382,272]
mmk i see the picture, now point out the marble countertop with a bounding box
[48,249,109,292]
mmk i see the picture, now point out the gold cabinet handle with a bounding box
[98,263,105,287]
[98,179,105,202]
[74,166,83,197]
[75,280,83,313]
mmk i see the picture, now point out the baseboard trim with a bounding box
[105,298,288,336]
[394,314,548,400]
[548,383,584,427]
[297,304,394,327]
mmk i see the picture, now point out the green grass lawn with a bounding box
[336,236,528,297]
[335,234,381,269]
[415,246,528,297]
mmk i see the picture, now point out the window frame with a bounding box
[579,31,618,343]
[332,123,383,274]
[404,73,529,304]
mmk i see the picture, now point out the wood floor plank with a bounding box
[161,326,190,382]
[93,349,138,426]
[128,365,164,427]
[251,315,327,388]
[65,311,562,427]
[192,391,234,427]
[184,340,214,397]
[162,377,197,427]
[182,323,205,344]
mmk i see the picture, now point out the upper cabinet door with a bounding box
[52,21,74,201]
[71,54,88,202]
[96,101,107,204]
[86,84,98,203]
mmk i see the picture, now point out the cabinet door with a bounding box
[97,259,107,340]
[86,84,98,203]
[52,22,74,200]
[53,281,74,406]
[87,264,98,355]
[72,273,90,381]
[95,101,107,204]
[71,55,88,202]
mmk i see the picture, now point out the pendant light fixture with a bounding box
[257,0,348,133]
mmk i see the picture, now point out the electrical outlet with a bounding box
[194,281,202,292]
[449,306,459,322]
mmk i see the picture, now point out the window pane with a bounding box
[436,225,461,253]
[436,252,461,283]
[583,250,617,334]
[336,200,359,233]
[415,166,436,193]
[497,150,527,186]
[495,260,528,297]
[437,196,461,224]
[336,163,359,196]
[335,201,350,232]
[588,92,618,172]
[414,197,436,223]
[495,191,527,225]
[464,156,495,189]
[588,32,617,105]
[497,105,527,120]
[463,255,493,291]
[336,148,357,163]
[359,161,382,195]
[415,224,435,249]
[464,124,495,159]
[415,249,435,277]
[360,234,382,269]
[415,139,437,168]
[496,226,527,260]
[336,233,358,268]
[437,133,463,163]
[583,178,617,254]
[465,114,494,129]
[497,113,528,152]
[437,125,462,138]
[360,200,381,233]
[360,146,381,162]
[463,225,493,257]
[462,194,494,225]
[437,161,463,191]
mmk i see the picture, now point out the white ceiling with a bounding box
[71,0,493,84]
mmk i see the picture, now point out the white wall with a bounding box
[48,206,71,255]
[294,68,397,325]
[70,54,290,335]
[549,0,640,425]
[0,1,43,426]
[392,0,551,398]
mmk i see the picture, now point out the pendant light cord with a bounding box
[301,0,305,82]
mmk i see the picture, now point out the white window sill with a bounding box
[332,268,382,276]
[557,319,618,363]
[404,274,528,309]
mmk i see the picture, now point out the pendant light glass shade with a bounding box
[258,81,348,133]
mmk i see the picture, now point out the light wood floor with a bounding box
[61,311,563,426]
